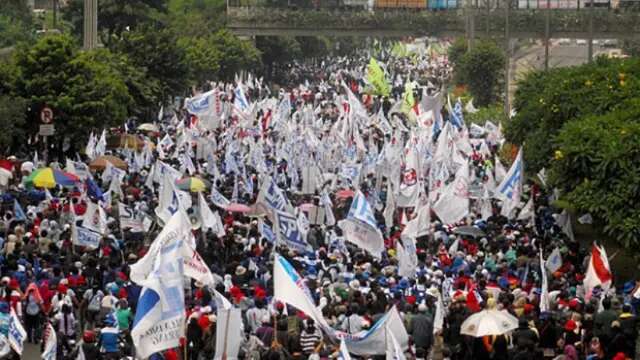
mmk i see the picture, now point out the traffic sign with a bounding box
[40,106,53,124]
[39,124,55,137]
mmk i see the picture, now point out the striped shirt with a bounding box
[299,328,322,354]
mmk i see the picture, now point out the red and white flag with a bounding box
[583,243,612,300]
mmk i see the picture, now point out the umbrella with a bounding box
[176,177,208,193]
[454,225,486,238]
[226,203,251,213]
[460,309,518,337]
[298,203,316,212]
[26,168,80,188]
[137,123,159,132]
[336,189,354,199]
[90,155,128,171]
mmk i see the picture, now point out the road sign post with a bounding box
[39,106,55,165]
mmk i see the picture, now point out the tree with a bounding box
[458,40,505,107]
[63,0,168,45]
[505,56,640,172]
[13,35,132,143]
[82,49,161,120]
[0,95,27,151]
[210,30,261,82]
[0,0,34,48]
[167,0,226,37]
[109,26,190,102]
[551,100,640,251]
[447,37,467,85]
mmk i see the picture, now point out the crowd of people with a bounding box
[0,42,637,360]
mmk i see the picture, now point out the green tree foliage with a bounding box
[622,39,640,57]
[0,0,34,47]
[447,37,467,85]
[551,102,640,250]
[63,0,168,45]
[465,104,507,126]
[0,95,27,151]
[109,26,190,101]
[505,57,640,172]
[13,35,132,140]
[458,41,505,107]
[256,36,302,67]
[167,0,226,37]
[83,49,161,120]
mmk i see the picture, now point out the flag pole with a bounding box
[222,308,231,360]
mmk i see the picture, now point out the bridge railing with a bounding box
[227,5,640,37]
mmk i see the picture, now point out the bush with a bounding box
[551,102,640,250]
[505,56,640,172]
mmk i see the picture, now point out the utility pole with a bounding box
[52,0,58,29]
[504,0,510,116]
[544,0,550,70]
[83,0,98,49]
[587,0,594,62]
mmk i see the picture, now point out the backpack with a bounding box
[88,291,102,312]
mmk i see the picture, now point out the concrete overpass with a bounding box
[227,6,640,39]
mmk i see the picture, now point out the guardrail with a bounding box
[227,6,640,38]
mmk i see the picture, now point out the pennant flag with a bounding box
[155,175,192,224]
[397,146,420,208]
[396,237,418,279]
[95,130,107,158]
[41,322,57,360]
[273,254,329,328]
[433,160,469,224]
[274,210,310,252]
[198,192,225,238]
[8,308,26,355]
[583,243,612,301]
[433,293,445,334]
[545,247,563,274]
[210,187,231,209]
[85,133,96,160]
[495,148,523,218]
[233,84,250,112]
[339,191,384,257]
[82,201,107,234]
[344,307,409,356]
[517,197,534,225]
[320,191,336,226]
[258,219,276,244]
[257,177,293,213]
[130,212,191,358]
[366,58,390,96]
[183,240,218,290]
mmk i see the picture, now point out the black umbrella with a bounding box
[454,225,486,238]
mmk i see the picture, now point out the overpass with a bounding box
[227,6,640,39]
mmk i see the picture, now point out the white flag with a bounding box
[82,201,107,234]
[8,308,26,355]
[540,251,550,313]
[545,247,563,274]
[41,323,57,360]
[130,212,191,358]
[214,308,243,360]
[199,192,225,237]
[433,160,469,225]
[386,325,407,360]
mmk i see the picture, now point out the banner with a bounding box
[72,225,101,250]
[273,210,310,252]
[119,202,144,232]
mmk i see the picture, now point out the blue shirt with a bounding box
[99,327,119,353]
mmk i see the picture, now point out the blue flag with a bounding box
[274,210,310,252]
[13,200,26,222]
